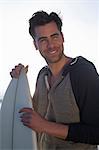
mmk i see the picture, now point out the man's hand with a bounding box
[19,108,47,133]
[10,64,28,78]
[19,107,69,139]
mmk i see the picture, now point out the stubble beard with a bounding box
[45,50,64,65]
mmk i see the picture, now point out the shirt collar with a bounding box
[46,57,78,77]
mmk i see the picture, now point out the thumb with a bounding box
[25,65,29,73]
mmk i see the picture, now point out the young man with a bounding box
[10,11,99,150]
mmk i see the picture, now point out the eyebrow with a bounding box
[38,36,47,41]
[38,33,60,41]
[51,33,59,37]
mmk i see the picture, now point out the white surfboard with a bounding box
[1,68,37,150]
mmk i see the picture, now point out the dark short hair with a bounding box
[29,11,62,39]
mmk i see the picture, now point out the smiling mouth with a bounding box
[49,50,57,54]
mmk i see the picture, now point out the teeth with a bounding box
[49,50,56,54]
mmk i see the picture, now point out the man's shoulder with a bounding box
[63,56,95,77]
[70,56,98,83]
[70,56,96,72]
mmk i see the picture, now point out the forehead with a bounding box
[34,21,60,38]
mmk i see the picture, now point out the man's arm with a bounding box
[69,59,99,144]
[19,107,69,139]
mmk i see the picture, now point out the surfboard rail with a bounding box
[0,68,37,150]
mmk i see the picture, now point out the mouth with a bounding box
[48,50,57,55]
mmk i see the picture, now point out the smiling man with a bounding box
[10,11,99,150]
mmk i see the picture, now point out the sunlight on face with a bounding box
[33,22,64,64]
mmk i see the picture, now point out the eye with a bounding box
[52,34,59,40]
[39,38,48,44]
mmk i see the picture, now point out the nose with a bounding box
[47,39,54,49]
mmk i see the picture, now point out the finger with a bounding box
[21,117,31,123]
[19,107,33,113]
[22,122,31,129]
[20,112,32,119]
[15,66,23,73]
[14,64,24,74]
[17,64,28,73]
[11,67,20,75]
[18,63,24,68]
[10,69,19,78]
[10,72,14,78]
[21,118,32,129]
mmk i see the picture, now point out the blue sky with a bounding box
[0,0,99,98]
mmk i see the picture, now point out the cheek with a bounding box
[38,43,48,53]
[54,38,64,46]
[38,46,46,55]
[54,41,63,49]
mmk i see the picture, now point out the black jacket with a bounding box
[65,56,99,145]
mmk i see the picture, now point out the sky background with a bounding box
[0,0,99,99]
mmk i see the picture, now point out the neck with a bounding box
[48,55,71,76]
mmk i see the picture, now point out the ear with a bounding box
[33,40,38,50]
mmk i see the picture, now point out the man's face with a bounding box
[34,21,64,64]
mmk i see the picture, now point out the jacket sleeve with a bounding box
[67,60,99,145]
